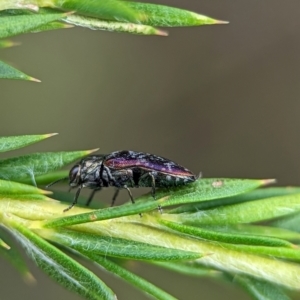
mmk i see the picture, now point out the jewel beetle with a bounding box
[48,150,197,212]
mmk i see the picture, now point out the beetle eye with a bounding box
[69,165,80,186]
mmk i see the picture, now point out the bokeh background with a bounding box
[1,0,300,299]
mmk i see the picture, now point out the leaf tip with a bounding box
[0,240,10,250]
[46,133,59,138]
[23,272,36,285]
[29,77,41,83]
[213,20,229,25]
[41,189,53,195]
[261,178,277,186]
[0,40,21,48]
[10,41,21,47]
[63,24,74,29]
[157,29,168,36]
[87,148,100,154]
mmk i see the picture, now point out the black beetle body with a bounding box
[62,150,196,211]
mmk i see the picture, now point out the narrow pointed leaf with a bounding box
[171,186,300,214]
[271,212,300,233]
[83,254,177,300]
[3,220,115,300]
[0,238,10,249]
[0,60,38,81]
[234,275,291,300]
[43,200,159,228]
[0,12,69,38]
[63,14,167,36]
[0,179,50,196]
[0,133,57,152]
[207,224,300,241]
[159,178,273,207]
[44,178,270,228]
[31,21,73,33]
[0,39,18,48]
[0,149,97,183]
[223,243,300,262]
[53,0,142,23]
[153,261,219,277]
[176,193,300,225]
[159,219,294,248]
[38,228,202,261]
[125,2,228,27]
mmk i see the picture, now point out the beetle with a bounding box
[48,150,197,212]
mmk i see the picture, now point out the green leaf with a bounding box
[3,219,116,300]
[0,7,72,33]
[0,60,39,81]
[222,243,300,262]
[206,224,300,241]
[63,14,167,36]
[170,186,300,213]
[0,39,18,48]
[159,220,294,248]
[159,178,272,207]
[2,195,300,290]
[38,208,300,290]
[75,219,300,289]
[38,228,202,261]
[0,12,69,38]
[176,192,300,225]
[0,238,9,250]
[83,254,177,300]
[30,21,73,33]
[0,133,57,152]
[233,275,291,300]
[43,199,159,228]
[0,149,97,183]
[0,179,50,196]
[43,178,270,228]
[153,261,220,277]
[53,0,142,23]
[271,212,300,233]
[125,2,228,27]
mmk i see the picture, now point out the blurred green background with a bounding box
[1,0,300,299]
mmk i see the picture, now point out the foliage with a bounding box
[0,134,299,299]
[0,0,227,81]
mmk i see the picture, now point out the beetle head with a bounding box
[69,164,81,187]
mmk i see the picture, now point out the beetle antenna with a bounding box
[46,177,68,188]
[197,172,203,180]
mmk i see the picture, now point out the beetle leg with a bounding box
[124,185,135,204]
[64,185,82,212]
[149,172,156,199]
[123,185,142,217]
[86,188,101,206]
[149,172,163,213]
[111,189,120,206]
